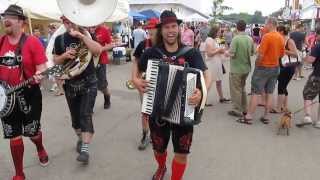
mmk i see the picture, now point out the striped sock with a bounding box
[81,143,89,153]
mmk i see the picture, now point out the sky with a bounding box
[203,0,286,16]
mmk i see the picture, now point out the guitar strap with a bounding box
[15,33,31,114]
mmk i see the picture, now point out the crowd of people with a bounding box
[1,3,320,180]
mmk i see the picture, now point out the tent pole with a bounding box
[27,10,33,35]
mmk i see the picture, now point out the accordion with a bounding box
[141,60,207,126]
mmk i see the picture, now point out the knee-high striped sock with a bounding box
[81,143,89,153]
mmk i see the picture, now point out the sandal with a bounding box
[205,103,213,107]
[269,108,282,114]
[236,117,252,125]
[219,98,231,103]
[260,117,270,124]
[228,110,243,117]
[258,104,265,107]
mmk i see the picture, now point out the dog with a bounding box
[277,111,292,136]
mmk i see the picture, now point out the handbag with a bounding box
[280,39,301,67]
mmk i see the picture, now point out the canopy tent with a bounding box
[1,0,129,22]
[129,11,147,21]
[184,13,208,22]
[139,9,160,19]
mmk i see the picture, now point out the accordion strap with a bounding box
[155,46,193,63]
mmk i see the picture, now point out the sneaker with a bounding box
[138,136,150,151]
[12,174,25,180]
[152,166,167,180]
[76,140,82,154]
[297,116,313,127]
[77,151,89,164]
[38,150,50,167]
[314,121,320,129]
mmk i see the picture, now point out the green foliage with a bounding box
[221,11,266,24]
[210,0,233,23]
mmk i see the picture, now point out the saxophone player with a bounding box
[53,16,101,164]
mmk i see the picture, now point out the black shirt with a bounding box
[53,32,95,82]
[252,27,260,36]
[138,45,207,72]
[310,43,320,77]
[133,39,152,59]
[290,31,306,51]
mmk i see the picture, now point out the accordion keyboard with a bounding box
[141,60,160,115]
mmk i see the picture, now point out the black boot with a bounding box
[104,94,111,109]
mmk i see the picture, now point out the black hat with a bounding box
[156,10,182,28]
[0,4,26,20]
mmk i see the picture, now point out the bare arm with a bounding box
[81,35,102,56]
[206,39,224,57]
[286,39,298,58]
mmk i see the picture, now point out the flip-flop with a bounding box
[260,117,270,124]
[236,117,252,125]
[258,104,265,107]
[205,103,213,107]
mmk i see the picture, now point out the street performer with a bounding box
[88,24,114,109]
[0,5,49,180]
[132,18,159,151]
[136,11,210,180]
[53,16,101,164]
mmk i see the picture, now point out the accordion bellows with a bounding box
[142,60,207,126]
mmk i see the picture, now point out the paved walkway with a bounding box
[1,61,320,180]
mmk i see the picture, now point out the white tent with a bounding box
[1,0,129,22]
[184,13,208,22]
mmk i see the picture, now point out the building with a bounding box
[300,0,320,29]
[129,0,209,20]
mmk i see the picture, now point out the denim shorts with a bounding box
[251,66,280,94]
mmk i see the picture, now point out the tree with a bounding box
[251,11,265,24]
[210,0,233,23]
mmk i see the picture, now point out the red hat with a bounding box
[144,18,160,30]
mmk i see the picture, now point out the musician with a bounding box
[88,24,114,109]
[132,18,159,151]
[53,16,101,164]
[0,5,49,180]
[136,11,210,180]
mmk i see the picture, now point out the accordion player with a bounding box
[140,47,208,126]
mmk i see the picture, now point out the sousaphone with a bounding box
[46,0,118,79]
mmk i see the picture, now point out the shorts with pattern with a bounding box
[303,75,320,100]
[149,117,193,154]
[251,66,280,94]
[1,85,42,139]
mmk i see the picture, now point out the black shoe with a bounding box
[138,135,150,151]
[104,95,111,109]
[76,140,82,154]
[77,151,89,164]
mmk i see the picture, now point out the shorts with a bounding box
[303,75,320,100]
[149,117,193,154]
[251,66,280,94]
[1,85,42,139]
[64,76,97,133]
[96,64,108,91]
